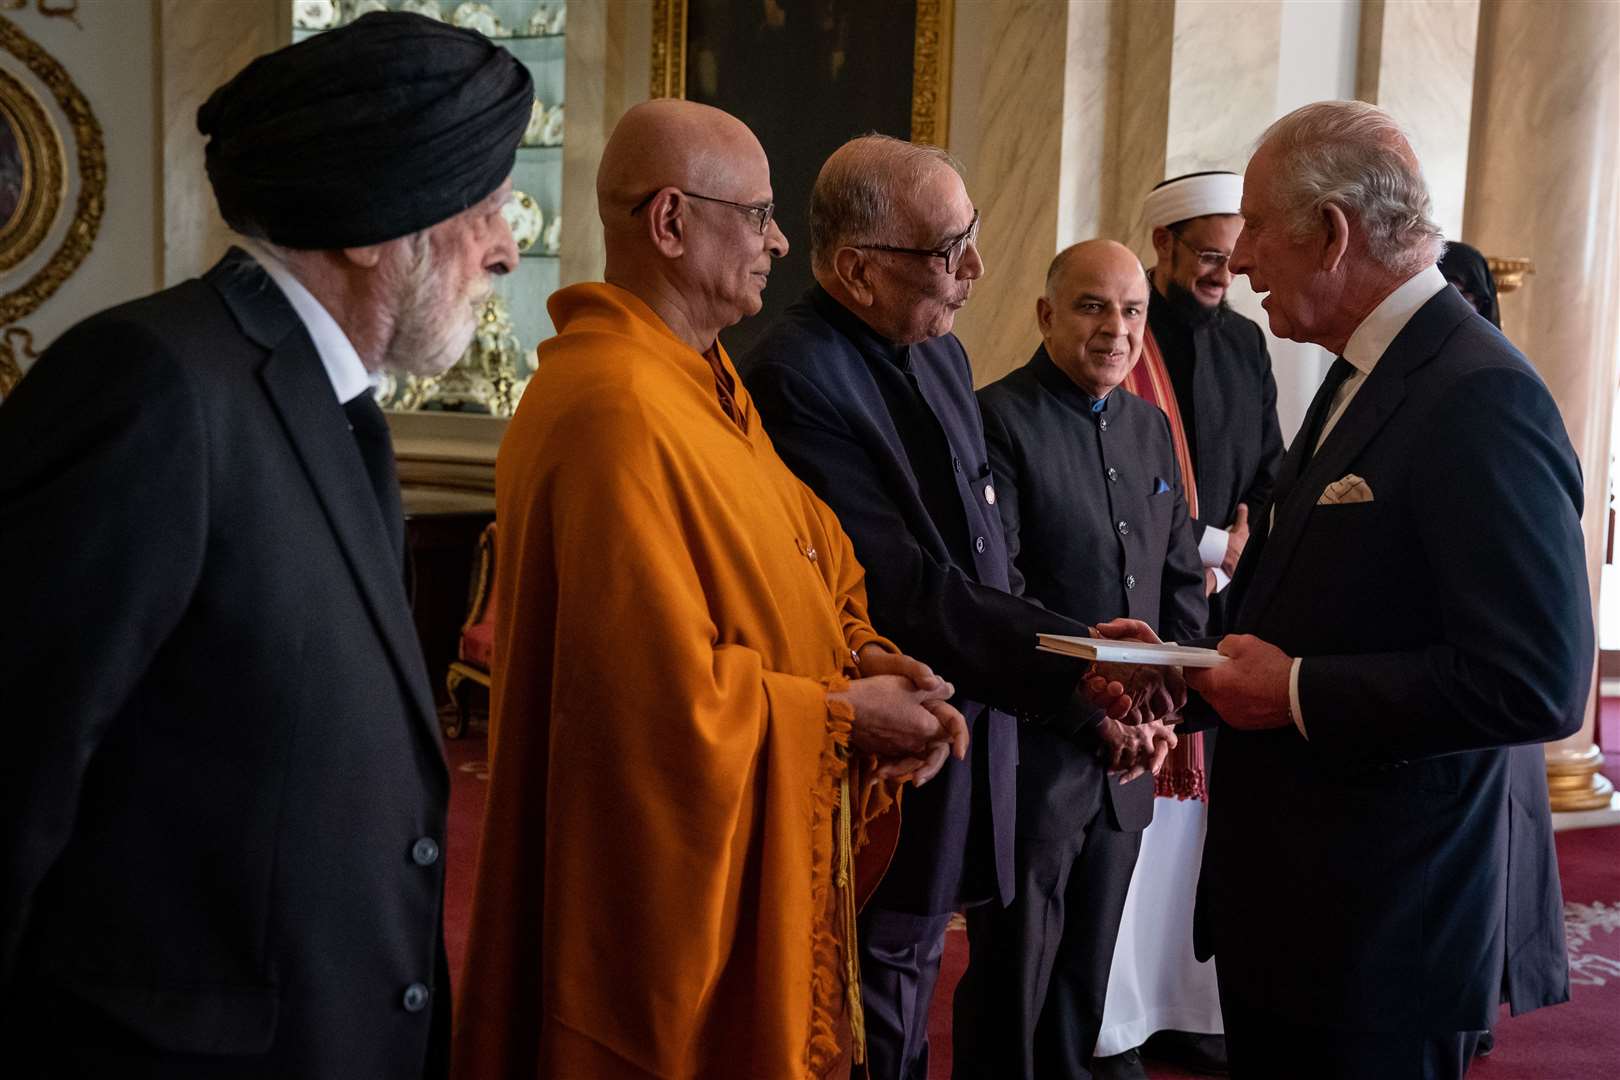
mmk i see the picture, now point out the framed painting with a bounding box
[0,13,104,396]
[650,0,953,356]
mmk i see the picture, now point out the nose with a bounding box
[766,217,789,259]
[1208,258,1234,287]
[489,214,520,275]
[958,238,985,281]
[1229,227,1254,278]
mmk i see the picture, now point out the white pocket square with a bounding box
[1318,474,1373,505]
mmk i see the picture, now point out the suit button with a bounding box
[952,456,962,472]
[1125,574,1137,590]
[1099,417,1109,431]
[411,837,440,867]
[402,983,430,1013]
[1117,520,1130,536]
[975,536,986,554]
[1107,467,1119,483]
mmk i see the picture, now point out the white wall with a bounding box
[4,2,159,366]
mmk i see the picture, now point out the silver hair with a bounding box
[1258,100,1444,276]
[809,134,964,272]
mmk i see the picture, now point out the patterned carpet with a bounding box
[442,730,1620,1077]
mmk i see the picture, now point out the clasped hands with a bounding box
[1097,619,1297,732]
[1085,618,1188,783]
[831,644,969,787]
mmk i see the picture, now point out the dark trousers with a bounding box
[1219,978,1480,1080]
[952,787,1141,1080]
[855,907,955,1080]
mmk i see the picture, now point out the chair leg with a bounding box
[444,667,468,740]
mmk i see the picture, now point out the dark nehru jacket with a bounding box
[741,286,1107,917]
[1146,282,1282,547]
[978,345,1207,835]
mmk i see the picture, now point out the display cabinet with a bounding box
[291,0,568,422]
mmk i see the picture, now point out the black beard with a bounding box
[1161,277,1228,330]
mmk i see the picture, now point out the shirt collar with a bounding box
[1341,263,1447,376]
[241,241,376,403]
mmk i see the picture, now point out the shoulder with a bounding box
[977,361,1042,417]
[738,296,859,380]
[35,280,236,396]
[1216,309,1273,368]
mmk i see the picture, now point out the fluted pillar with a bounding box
[1464,0,1620,815]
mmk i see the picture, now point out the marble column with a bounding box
[946,0,1071,386]
[1464,0,1620,815]
[158,0,283,286]
[1355,0,1478,238]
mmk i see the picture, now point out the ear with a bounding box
[1150,226,1174,265]
[1036,295,1054,338]
[832,247,876,307]
[340,243,387,269]
[644,188,687,258]
[1319,203,1351,273]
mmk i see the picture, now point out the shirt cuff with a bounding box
[1289,657,1307,739]
[1209,566,1231,592]
[1198,524,1230,569]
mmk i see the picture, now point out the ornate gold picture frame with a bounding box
[0,13,105,395]
[650,0,953,146]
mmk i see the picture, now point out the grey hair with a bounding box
[1258,100,1444,276]
[809,134,964,273]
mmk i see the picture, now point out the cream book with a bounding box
[1036,634,1229,668]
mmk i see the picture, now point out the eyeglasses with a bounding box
[857,210,981,274]
[1170,229,1231,271]
[630,188,776,236]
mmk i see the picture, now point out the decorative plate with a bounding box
[400,0,443,19]
[526,3,554,36]
[292,0,341,30]
[540,215,562,256]
[539,103,564,147]
[522,98,547,146]
[502,190,543,253]
[450,2,502,37]
[347,0,391,22]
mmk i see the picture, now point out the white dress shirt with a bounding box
[1288,264,1447,738]
[240,241,375,403]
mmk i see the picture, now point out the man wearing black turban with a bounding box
[0,13,529,1078]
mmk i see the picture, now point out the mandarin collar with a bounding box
[809,284,911,371]
[1029,344,1113,416]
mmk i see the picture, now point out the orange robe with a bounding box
[454,282,895,1079]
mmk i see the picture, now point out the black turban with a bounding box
[198,12,533,250]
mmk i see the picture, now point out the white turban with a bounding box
[1143,171,1243,230]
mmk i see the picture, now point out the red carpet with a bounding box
[443,732,1620,1077]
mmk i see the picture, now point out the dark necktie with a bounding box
[1271,356,1356,511]
[343,390,405,566]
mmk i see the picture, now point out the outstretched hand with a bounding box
[1183,634,1294,731]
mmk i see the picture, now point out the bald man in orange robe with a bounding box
[452,100,975,1079]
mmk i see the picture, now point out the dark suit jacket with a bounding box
[979,347,1206,838]
[0,251,450,1077]
[741,287,1114,915]
[1195,285,1589,1033]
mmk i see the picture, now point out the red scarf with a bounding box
[1122,328,1207,801]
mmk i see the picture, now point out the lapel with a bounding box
[206,250,442,752]
[1234,287,1474,630]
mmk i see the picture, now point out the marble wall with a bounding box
[1356,0,1478,238]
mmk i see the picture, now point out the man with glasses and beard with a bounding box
[0,13,528,1077]
[741,135,1174,1080]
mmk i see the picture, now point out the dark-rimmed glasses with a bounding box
[1170,228,1231,271]
[630,189,776,236]
[857,209,980,274]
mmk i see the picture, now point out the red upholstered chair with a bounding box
[445,521,496,739]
